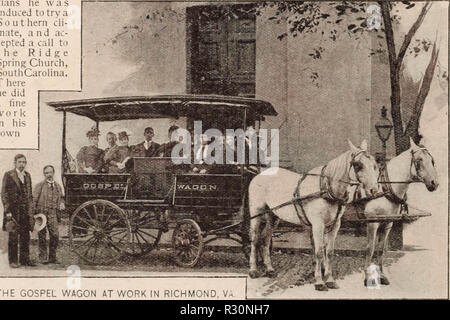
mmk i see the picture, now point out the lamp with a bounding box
[375,106,393,162]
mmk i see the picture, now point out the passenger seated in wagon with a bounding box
[76,127,104,174]
[192,133,214,174]
[104,131,132,173]
[131,127,160,157]
[156,125,184,158]
[104,132,117,154]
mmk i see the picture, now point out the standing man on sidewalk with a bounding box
[1,154,36,268]
[33,165,64,264]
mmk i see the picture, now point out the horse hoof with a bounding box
[314,284,328,291]
[325,281,339,289]
[249,270,259,279]
[265,270,277,278]
[380,275,390,285]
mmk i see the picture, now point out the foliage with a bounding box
[259,1,445,153]
[106,1,447,153]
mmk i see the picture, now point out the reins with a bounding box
[298,149,367,187]
[300,172,360,186]
[267,149,369,231]
[370,147,433,211]
[380,147,433,184]
[378,163,408,206]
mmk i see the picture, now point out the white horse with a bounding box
[364,138,439,286]
[248,140,379,291]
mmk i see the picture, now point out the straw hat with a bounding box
[32,214,47,233]
[118,131,130,140]
[114,128,132,139]
[5,218,17,233]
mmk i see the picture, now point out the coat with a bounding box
[104,145,131,173]
[156,141,181,158]
[32,180,64,218]
[1,169,33,231]
[131,141,160,157]
[76,145,104,173]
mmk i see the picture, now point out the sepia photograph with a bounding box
[0,0,448,301]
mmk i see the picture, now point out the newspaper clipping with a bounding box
[0,0,448,303]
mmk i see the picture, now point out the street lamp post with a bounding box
[375,106,402,250]
[375,106,393,163]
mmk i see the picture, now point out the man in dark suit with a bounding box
[156,125,181,158]
[132,127,160,157]
[1,154,36,268]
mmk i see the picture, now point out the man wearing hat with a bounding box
[131,127,160,158]
[104,131,132,173]
[1,154,36,268]
[33,165,64,264]
[76,127,104,173]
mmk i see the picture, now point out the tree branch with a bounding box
[380,1,405,152]
[380,1,397,68]
[404,41,440,139]
[396,2,432,70]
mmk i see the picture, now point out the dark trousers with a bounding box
[8,213,31,264]
[38,212,59,261]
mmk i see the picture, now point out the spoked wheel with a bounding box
[172,219,204,267]
[123,209,164,257]
[69,200,131,265]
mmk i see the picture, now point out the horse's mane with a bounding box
[323,150,353,197]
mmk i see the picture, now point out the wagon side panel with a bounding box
[64,174,130,210]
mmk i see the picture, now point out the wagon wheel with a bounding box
[123,209,164,257]
[172,219,204,267]
[69,200,131,265]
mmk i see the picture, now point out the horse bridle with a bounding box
[348,149,371,186]
[410,147,435,183]
[318,149,370,205]
[268,149,372,231]
[376,147,434,206]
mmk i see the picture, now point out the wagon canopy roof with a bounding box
[47,94,277,121]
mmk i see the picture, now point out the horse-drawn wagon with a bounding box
[47,95,277,267]
[48,94,438,290]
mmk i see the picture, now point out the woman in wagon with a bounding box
[76,127,104,174]
[104,132,117,154]
[104,130,132,173]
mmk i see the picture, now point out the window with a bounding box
[187,4,256,97]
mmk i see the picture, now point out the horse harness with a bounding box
[375,147,433,215]
[378,163,409,215]
[269,150,367,232]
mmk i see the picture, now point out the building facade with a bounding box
[57,1,395,171]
